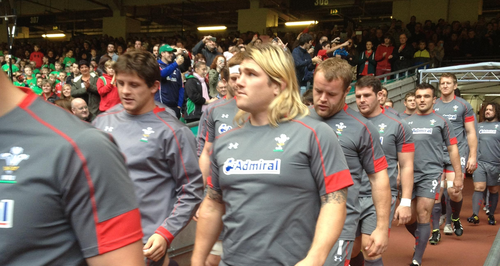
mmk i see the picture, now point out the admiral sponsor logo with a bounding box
[1,147,30,184]
[412,128,433,134]
[0,199,14,228]
[223,158,281,175]
[479,129,497,134]
[442,114,457,120]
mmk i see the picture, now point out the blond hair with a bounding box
[234,44,309,127]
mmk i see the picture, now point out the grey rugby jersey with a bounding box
[93,104,204,245]
[434,96,475,151]
[399,111,412,119]
[405,111,457,180]
[477,121,500,165]
[311,104,388,240]
[208,116,353,265]
[0,90,143,265]
[360,107,414,197]
[196,98,224,156]
[206,97,239,143]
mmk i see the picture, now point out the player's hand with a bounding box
[294,256,320,266]
[143,233,168,262]
[393,206,411,226]
[453,173,464,191]
[466,157,477,174]
[364,227,388,257]
[193,208,200,221]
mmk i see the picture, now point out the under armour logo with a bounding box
[228,143,239,149]
[222,114,229,118]
[104,126,114,132]
[334,256,342,262]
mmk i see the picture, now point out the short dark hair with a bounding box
[298,33,313,46]
[194,61,206,71]
[416,82,436,97]
[113,50,160,88]
[404,92,415,102]
[355,75,382,94]
[78,60,89,68]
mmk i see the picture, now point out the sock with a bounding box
[486,190,491,209]
[432,203,441,230]
[444,189,452,224]
[441,194,446,215]
[490,192,499,214]
[413,223,431,265]
[450,199,463,220]
[350,252,364,266]
[365,257,383,266]
[472,191,484,215]
[406,221,417,237]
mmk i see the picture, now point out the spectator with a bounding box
[391,33,414,73]
[184,61,217,123]
[414,40,431,66]
[358,41,376,78]
[63,49,76,68]
[154,44,184,118]
[208,55,226,98]
[41,80,58,103]
[102,43,119,62]
[71,60,100,119]
[292,33,321,95]
[428,41,444,67]
[29,44,44,68]
[192,35,222,66]
[461,29,481,57]
[375,34,394,76]
[54,72,67,96]
[71,98,92,121]
[23,65,36,88]
[97,60,120,112]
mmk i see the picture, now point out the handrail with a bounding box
[376,61,432,83]
[484,228,500,266]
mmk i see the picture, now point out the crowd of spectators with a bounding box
[2,14,499,122]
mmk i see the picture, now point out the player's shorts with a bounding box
[210,240,223,256]
[473,161,500,187]
[325,239,354,266]
[389,195,397,229]
[413,174,441,199]
[355,195,397,237]
[444,147,469,173]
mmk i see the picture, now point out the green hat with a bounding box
[159,44,177,53]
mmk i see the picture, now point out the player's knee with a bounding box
[474,183,486,191]
[205,255,221,266]
[488,186,500,194]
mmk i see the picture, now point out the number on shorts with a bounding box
[430,180,439,193]
[460,157,466,166]
[379,137,384,145]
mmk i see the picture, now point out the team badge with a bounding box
[228,143,239,150]
[274,134,290,152]
[430,119,436,126]
[218,123,232,134]
[0,199,14,228]
[0,147,30,184]
[453,105,458,112]
[104,126,114,132]
[379,123,387,133]
[335,122,346,135]
[141,127,155,143]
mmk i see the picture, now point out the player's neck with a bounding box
[0,83,25,117]
[405,109,415,114]
[366,106,383,118]
[441,93,454,103]
[249,111,269,126]
[417,109,432,115]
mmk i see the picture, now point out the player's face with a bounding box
[217,81,227,97]
[116,72,158,115]
[379,90,387,105]
[313,71,349,119]
[404,96,416,111]
[355,86,381,117]
[439,77,457,97]
[415,88,435,114]
[485,104,497,121]
[236,59,280,115]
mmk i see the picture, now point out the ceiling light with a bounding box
[42,33,66,38]
[197,26,227,31]
[285,21,318,26]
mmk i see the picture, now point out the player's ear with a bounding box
[376,90,384,102]
[150,80,160,94]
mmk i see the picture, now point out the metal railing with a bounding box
[376,61,432,83]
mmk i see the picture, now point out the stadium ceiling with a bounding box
[1,0,499,36]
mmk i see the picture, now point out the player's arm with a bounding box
[447,144,463,190]
[394,151,414,225]
[191,188,225,266]
[366,169,391,256]
[295,189,347,266]
[464,120,478,173]
[198,141,213,186]
[86,241,144,266]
